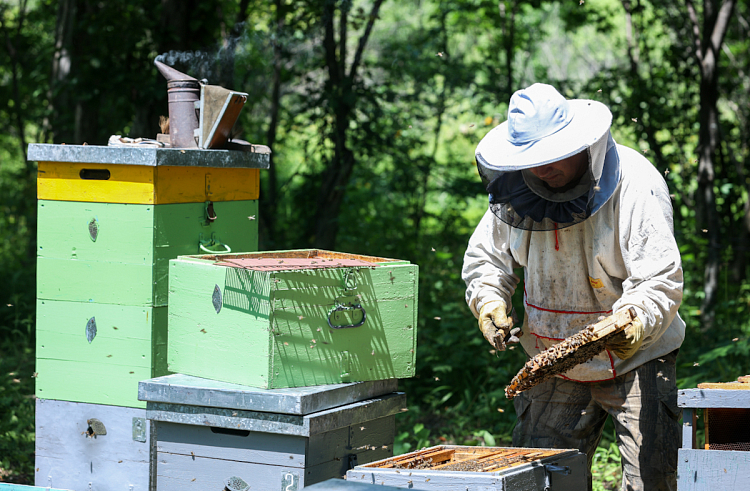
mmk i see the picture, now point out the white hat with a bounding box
[475,83,612,176]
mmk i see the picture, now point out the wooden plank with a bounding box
[37,257,155,305]
[190,249,405,263]
[155,452,308,491]
[38,161,157,203]
[167,261,273,388]
[36,300,166,408]
[37,162,260,204]
[35,399,152,491]
[37,200,258,307]
[154,166,259,203]
[152,200,259,305]
[697,382,750,390]
[147,393,405,438]
[681,408,696,449]
[37,200,155,264]
[306,416,395,468]
[270,299,416,388]
[677,449,750,491]
[155,421,306,467]
[678,388,750,408]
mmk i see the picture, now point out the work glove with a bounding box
[607,316,645,360]
[478,300,521,351]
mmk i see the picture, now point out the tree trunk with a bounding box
[0,0,29,162]
[261,0,284,246]
[311,0,384,249]
[49,0,77,144]
[687,0,736,328]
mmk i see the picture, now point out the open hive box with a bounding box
[168,249,418,389]
[346,445,587,490]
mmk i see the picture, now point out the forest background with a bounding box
[0,0,747,489]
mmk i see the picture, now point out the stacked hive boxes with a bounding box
[141,249,418,489]
[30,143,268,491]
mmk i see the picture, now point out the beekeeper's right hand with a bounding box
[479,300,516,351]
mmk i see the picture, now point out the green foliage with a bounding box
[591,436,622,491]
[2,0,750,487]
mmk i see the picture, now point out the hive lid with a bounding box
[178,249,409,271]
[145,391,406,437]
[27,143,270,169]
[138,373,398,415]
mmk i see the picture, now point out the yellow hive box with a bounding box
[32,144,268,204]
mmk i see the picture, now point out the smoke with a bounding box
[154,50,215,80]
[154,24,251,85]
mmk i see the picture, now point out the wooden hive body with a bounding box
[167,250,418,389]
[346,445,588,490]
[35,399,154,491]
[139,374,405,490]
[31,143,268,409]
[678,384,750,490]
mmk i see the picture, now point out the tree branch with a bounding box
[348,0,384,80]
[322,0,340,86]
[709,0,736,53]
[685,0,703,64]
[339,0,348,80]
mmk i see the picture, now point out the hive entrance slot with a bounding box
[210,427,251,437]
[79,168,111,180]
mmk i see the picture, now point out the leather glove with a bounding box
[478,300,520,351]
[607,316,645,360]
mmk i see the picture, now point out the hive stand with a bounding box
[138,374,405,490]
[678,385,750,490]
[29,143,268,491]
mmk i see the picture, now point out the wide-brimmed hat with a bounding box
[476,83,612,174]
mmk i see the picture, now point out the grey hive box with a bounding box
[35,398,154,491]
[678,387,750,490]
[139,374,405,491]
[346,445,588,490]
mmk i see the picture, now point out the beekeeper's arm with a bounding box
[611,162,683,356]
[463,208,521,347]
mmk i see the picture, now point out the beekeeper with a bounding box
[462,83,685,491]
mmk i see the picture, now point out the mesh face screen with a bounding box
[706,408,750,451]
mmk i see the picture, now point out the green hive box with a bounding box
[168,250,418,388]
[30,143,269,408]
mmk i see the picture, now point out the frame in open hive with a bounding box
[361,446,571,473]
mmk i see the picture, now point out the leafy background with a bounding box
[1,0,748,489]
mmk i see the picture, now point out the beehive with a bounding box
[31,143,268,408]
[679,382,750,490]
[139,374,405,490]
[167,250,418,388]
[346,445,587,490]
[35,399,153,491]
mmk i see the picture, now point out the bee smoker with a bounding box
[154,59,200,148]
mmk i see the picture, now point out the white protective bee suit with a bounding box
[463,139,685,382]
[462,83,684,491]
